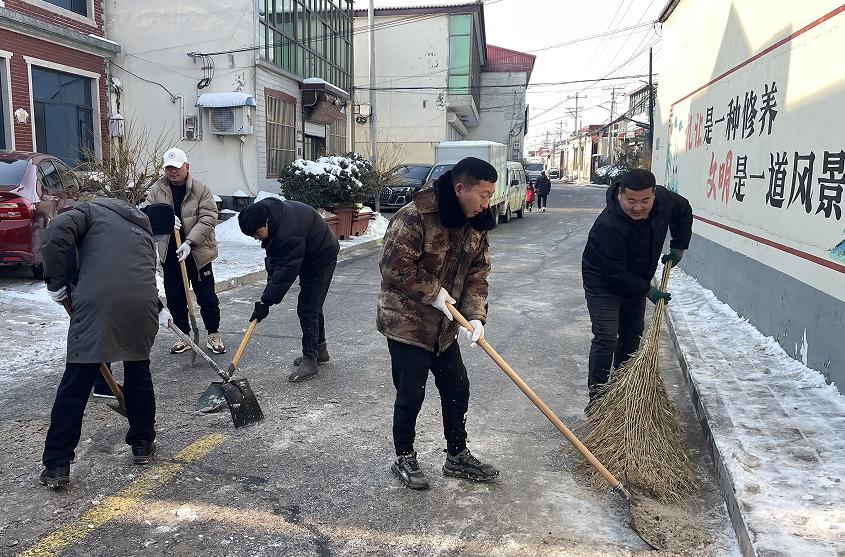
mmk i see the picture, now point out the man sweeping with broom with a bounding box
[581,169,692,410]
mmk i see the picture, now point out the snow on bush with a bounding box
[278,153,377,208]
[594,164,629,185]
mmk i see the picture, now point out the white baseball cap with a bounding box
[162,147,188,169]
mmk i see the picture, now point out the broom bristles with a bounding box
[581,294,699,502]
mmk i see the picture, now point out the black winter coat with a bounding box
[535,176,552,196]
[259,198,340,306]
[42,199,160,363]
[582,184,692,299]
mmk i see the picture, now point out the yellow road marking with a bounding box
[17,433,226,557]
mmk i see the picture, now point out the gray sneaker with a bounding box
[391,452,430,490]
[288,357,318,382]
[293,342,330,366]
[207,333,226,354]
[443,448,499,482]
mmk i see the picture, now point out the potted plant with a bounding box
[278,154,378,240]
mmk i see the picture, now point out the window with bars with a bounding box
[327,111,346,154]
[266,95,297,177]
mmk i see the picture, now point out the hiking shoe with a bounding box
[288,357,318,382]
[92,382,123,399]
[131,441,156,465]
[443,448,499,482]
[391,452,430,490]
[170,340,190,354]
[39,465,70,489]
[293,342,330,366]
[207,333,226,354]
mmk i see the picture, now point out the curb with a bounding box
[660,299,756,557]
[212,236,384,295]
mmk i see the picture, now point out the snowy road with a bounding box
[0,184,740,556]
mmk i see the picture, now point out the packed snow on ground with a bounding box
[664,263,845,556]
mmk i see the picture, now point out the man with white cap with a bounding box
[147,147,225,354]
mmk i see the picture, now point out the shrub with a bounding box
[278,153,379,208]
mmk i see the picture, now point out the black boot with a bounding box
[443,448,499,482]
[132,441,156,465]
[293,342,330,366]
[39,465,70,489]
[288,357,318,382]
[391,452,430,490]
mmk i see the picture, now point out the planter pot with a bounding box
[330,205,356,240]
[323,212,342,239]
[351,211,372,236]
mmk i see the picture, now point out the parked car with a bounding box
[548,168,560,179]
[0,152,81,279]
[365,164,433,211]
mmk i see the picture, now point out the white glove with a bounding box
[431,287,456,320]
[459,319,484,346]
[175,241,191,262]
[173,216,182,230]
[48,286,67,304]
[158,308,172,328]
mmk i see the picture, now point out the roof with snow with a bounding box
[484,45,535,79]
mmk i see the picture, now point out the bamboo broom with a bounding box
[582,261,698,502]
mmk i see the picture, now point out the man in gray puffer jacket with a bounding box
[39,198,170,488]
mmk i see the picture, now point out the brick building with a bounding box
[0,0,119,161]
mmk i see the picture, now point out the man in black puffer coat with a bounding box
[581,169,692,407]
[535,171,552,211]
[238,198,340,381]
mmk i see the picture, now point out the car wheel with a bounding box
[515,200,525,218]
[31,264,44,280]
[500,204,511,223]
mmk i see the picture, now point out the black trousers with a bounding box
[297,258,337,358]
[42,361,156,468]
[163,253,220,335]
[388,339,469,456]
[536,194,548,209]
[585,290,646,396]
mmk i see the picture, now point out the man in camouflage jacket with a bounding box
[377,157,501,490]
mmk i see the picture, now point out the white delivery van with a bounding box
[428,140,524,223]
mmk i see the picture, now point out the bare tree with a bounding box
[357,142,406,212]
[73,119,180,205]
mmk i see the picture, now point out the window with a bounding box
[38,160,64,190]
[266,94,296,177]
[42,0,87,16]
[448,15,472,95]
[327,110,346,154]
[32,67,94,164]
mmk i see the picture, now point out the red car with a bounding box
[0,152,81,279]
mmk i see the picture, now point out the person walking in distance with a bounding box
[535,170,552,212]
[147,147,226,355]
[378,156,501,490]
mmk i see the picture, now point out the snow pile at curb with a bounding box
[665,264,845,556]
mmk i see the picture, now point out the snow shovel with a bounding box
[60,300,127,418]
[172,227,200,367]
[195,319,264,428]
[445,303,665,550]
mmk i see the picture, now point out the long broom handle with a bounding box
[61,299,128,412]
[172,228,197,317]
[446,303,623,490]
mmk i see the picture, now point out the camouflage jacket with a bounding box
[377,173,495,353]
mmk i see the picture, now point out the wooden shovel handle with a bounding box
[659,260,673,290]
[231,320,258,370]
[172,228,197,316]
[446,303,623,490]
[61,299,127,411]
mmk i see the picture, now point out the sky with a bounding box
[352,0,667,151]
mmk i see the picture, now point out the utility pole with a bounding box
[368,0,377,166]
[647,47,654,162]
[608,87,616,166]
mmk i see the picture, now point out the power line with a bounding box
[356,73,652,92]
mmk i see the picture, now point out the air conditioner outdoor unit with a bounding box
[208,106,253,135]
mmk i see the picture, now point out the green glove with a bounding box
[647,286,672,305]
[661,249,684,265]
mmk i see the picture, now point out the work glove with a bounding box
[647,286,672,305]
[47,286,67,304]
[459,319,484,346]
[431,287,457,321]
[176,241,191,262]
[158,308,172,328]
[173,216,182,230]
[250,301,269,323]
[661,249,684,266]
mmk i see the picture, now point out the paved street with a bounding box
[1,183,739,556]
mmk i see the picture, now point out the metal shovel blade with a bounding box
[198,378,264,428]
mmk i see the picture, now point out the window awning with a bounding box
[195,92,257,108]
